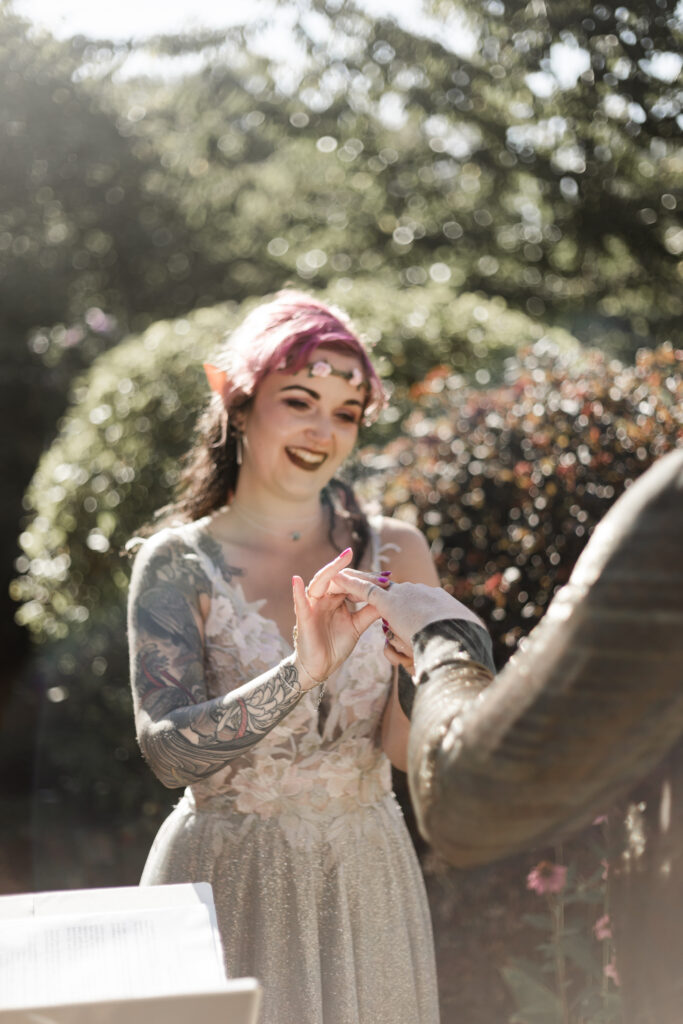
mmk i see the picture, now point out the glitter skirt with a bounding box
[140,788,440,1024]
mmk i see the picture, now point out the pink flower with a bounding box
[484,572,503,596]
[311,360,332,377]
[593,914,612,941]
[526,861,568,895]
[604,958,620,986]
[85,307,116,333]
[349,367,364,387]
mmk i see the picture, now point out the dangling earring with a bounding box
[235,432,243,466]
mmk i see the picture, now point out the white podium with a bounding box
[0,883,261,1023]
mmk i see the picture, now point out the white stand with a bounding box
[0,883,261,1023]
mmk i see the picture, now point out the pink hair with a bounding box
[213,290,386,423]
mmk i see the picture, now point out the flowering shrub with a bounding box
[359,341,682,667]
[358,340,680,1020]
[502,828,621,1023]
[527,861,568,896]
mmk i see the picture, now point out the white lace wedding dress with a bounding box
[139,519,440,1024]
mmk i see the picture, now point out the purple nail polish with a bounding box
[381,623,389,634]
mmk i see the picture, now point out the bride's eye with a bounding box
[284,398,309,410]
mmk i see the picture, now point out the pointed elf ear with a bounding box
[203,363,229,404]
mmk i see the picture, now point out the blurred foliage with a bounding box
[0,4,234,667]
[358,341,681,667]
[293,0,682,349]
[11,303,236,828]
[2,0,680,374]
[1,0,680,688]
[502,836,621,1023]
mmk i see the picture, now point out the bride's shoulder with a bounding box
[371,516,438,584]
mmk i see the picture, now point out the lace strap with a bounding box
[367,515,400,572]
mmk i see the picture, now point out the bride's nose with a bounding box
[305,410,333,443]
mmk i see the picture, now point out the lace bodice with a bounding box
[175,519,394,830]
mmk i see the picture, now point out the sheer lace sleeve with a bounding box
[397,619,495,717]
[128,529,305,788]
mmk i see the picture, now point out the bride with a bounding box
[127,290,441,1023]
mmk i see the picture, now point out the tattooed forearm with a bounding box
[129,531,306,788]
[137,659,304,788]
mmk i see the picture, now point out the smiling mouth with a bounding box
[286,447,328,471]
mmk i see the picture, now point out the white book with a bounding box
[0,884,261,1024]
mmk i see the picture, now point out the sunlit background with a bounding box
[1,1,681,1019]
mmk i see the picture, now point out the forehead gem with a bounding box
[301,359,366,390]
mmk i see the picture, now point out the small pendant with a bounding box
[291,531,301,541]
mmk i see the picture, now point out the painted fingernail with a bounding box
[339,547,352,557]
[380,570,392,576]
[381,621,389,633]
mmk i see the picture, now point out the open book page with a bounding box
[0,886,228,1010]
[0,882,217,924]
[0,983,261,1024]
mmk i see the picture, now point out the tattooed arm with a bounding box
[127,530,312,789]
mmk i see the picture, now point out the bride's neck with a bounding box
[213,487,329,546]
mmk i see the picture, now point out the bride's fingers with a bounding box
[327,572,375,603]
[326,570,391,599]
[294,576,348,629]
[292,575,310,624]
[305,547,354,600]
[326,576,358,597]
[382,643,413,672]
[350,603,381,635]
[342,568,392,584]
[332,573,397,624]
[382,627,411,657]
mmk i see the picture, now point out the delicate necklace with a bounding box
[228,502,325,542]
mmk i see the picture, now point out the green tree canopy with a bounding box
[3,0,680,711]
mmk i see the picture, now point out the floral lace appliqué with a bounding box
[180,520,395,852]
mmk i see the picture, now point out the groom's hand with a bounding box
[329,573,484,650]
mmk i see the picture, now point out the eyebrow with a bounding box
[279,384,364,408]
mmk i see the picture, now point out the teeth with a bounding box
[288,447,326,464]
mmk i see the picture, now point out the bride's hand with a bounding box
[291,549,382,689]
[327,572,484,653]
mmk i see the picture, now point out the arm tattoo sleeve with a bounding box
[128,531,304,789]
[399,619,496,718]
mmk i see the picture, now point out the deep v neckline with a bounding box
[189,514,384,652]
[189,518,294,651]
[223,575,293,653]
